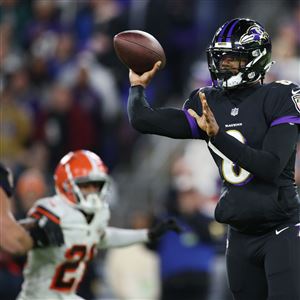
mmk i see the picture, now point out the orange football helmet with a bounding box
[54,150,110,213]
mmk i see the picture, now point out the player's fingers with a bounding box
[155,61,162,69]
[201,97,215,123]
[203,99,211,114]
[145,61,161,79]
[129,69,137,76]
[187,108,200,120]
[199,92,207,103]
[195,93,208,115]
[152,61,162,74]
[199,92,213,113]
[203,111,211,124]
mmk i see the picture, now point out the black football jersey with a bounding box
[184,81,300,233]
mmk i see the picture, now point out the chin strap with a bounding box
[264,60,275,73]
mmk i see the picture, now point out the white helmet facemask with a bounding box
[65,163,110,214]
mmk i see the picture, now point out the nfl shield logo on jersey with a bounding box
[231,107,239,116]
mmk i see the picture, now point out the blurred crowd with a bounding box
[0,0,299,299]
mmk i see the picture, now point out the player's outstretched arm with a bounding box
[99,218,181,248]
[0,187,34,254]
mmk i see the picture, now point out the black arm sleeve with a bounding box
[127,85,192,138]
[210,123,298,182]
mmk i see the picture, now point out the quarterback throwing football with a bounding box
[127,18,300,300]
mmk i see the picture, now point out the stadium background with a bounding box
[0,0,299,299]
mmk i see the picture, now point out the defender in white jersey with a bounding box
[17,150,180,300]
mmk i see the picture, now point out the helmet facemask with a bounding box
[64,163,110,214]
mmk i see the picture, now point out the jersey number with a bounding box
[209,130,252,185]
[50,244,96,292]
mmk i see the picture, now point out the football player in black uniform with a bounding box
[127,18,300,300]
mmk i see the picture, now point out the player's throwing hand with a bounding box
[129,61,162,88]
[188,92,219,137]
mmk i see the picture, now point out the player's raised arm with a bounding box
[99,218,181,249]
[127,64,201,139]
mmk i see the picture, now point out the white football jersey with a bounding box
[17,194,110,300]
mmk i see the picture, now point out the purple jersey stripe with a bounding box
[183,109,201,138]
[226,19,240,42]
[217,21,231,42]
[271,115,300,126]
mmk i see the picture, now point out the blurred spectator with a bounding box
[21,0,62,51]
[25,140,50,170]
[47,31,76,79]
[266,20,300,82]
[105,211,160,300]
[0,21,25,79]
[9,67,42,124]
[58,51,123,168]
[59,50,121,122]
[174,142,230,300]
[148,156,224,300]
[0,88,32,167]
[34,83,97,171]
[0,251,24,300]
[15,168,48,219]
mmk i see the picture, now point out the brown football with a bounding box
[113,30,166,75]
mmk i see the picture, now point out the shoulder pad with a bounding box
[27,197,62,224]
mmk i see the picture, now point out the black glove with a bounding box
[29,216,64,248]
[148,218,182,242]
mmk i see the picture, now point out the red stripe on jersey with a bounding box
[36,207,60,224]
[29,212,42,220]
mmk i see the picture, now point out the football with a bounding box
[113,30,166,75]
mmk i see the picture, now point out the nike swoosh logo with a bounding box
[275,226,289,235]
[292,88,300,95]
